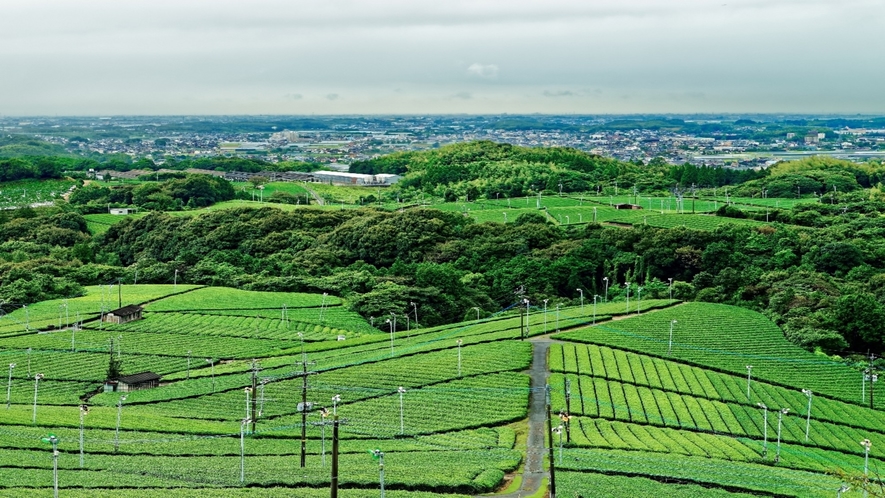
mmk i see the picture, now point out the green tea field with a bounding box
[0,286,878,496]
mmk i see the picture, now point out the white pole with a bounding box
[79,404,88,467]
[244,388,252,422]
[603,277,609,302]
[802,389,812,442]
[746,366,753,401]
[52,436,59,498]
[114,395,126,452]
[861,439,871,498]
[636,287,642,315]
[757,403,768,459]
[457,340,463,377]
[863,371,866,403]
[668,320,677,356]
[32,373,43,424]
[240,418,249,484]
[577,289,583,313]
[668,278,673,300]
[543,300,548,333]
[398,387,406,435]
[379,452,386,498]
[387,319,394,356]
[525,299,530,337]
[625,282,630,312]
[593,296,597,325]
[775,408,789,463]
[207,359,215,392]
[555,304,560,331]
[6,363,14,409]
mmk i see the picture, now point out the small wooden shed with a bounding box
[105,371,161,393]
[104,305,144,324]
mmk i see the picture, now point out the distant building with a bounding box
[374,174,402,185]
[614,203,642,210]
[311,171,401,186]
[109,208,135,215]
[805,133,820,144]
[786,133,796,139]
[104,371,161,393]
[103,305,144,325]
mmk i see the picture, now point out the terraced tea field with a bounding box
[0,287,878,496]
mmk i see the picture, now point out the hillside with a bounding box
[0,289,879,496]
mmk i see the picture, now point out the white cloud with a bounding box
[542,90,575,97]
[467,63,499,79]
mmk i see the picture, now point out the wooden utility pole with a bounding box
[546,385,557,498]
[329,415,348,498]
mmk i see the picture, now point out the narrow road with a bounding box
[493,338,551,498]
[486,305,675,497]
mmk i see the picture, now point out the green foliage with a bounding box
[69,174,235,213]
[106,338,122,380]
[352,141,625,198]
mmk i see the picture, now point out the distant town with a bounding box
[3,114,885,171]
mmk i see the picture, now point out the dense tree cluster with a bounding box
[354,142,885,204]
[68,174,235,213]
[4,194,885,357]
[4,144,885,360]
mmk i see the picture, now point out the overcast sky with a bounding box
[2,0,883,115]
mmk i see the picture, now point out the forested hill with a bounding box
[4,201,885,358]
[350,141,627,196]
[350,141,762,199]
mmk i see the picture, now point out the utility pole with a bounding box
[330,414,348,498]
[546,385,557,498]
[294,358,317,467]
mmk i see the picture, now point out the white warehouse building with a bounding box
[311,171,401,186]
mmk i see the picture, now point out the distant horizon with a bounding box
[5,113,885,119]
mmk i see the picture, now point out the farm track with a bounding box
[302,184,325,205]
[488,305,676,498]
